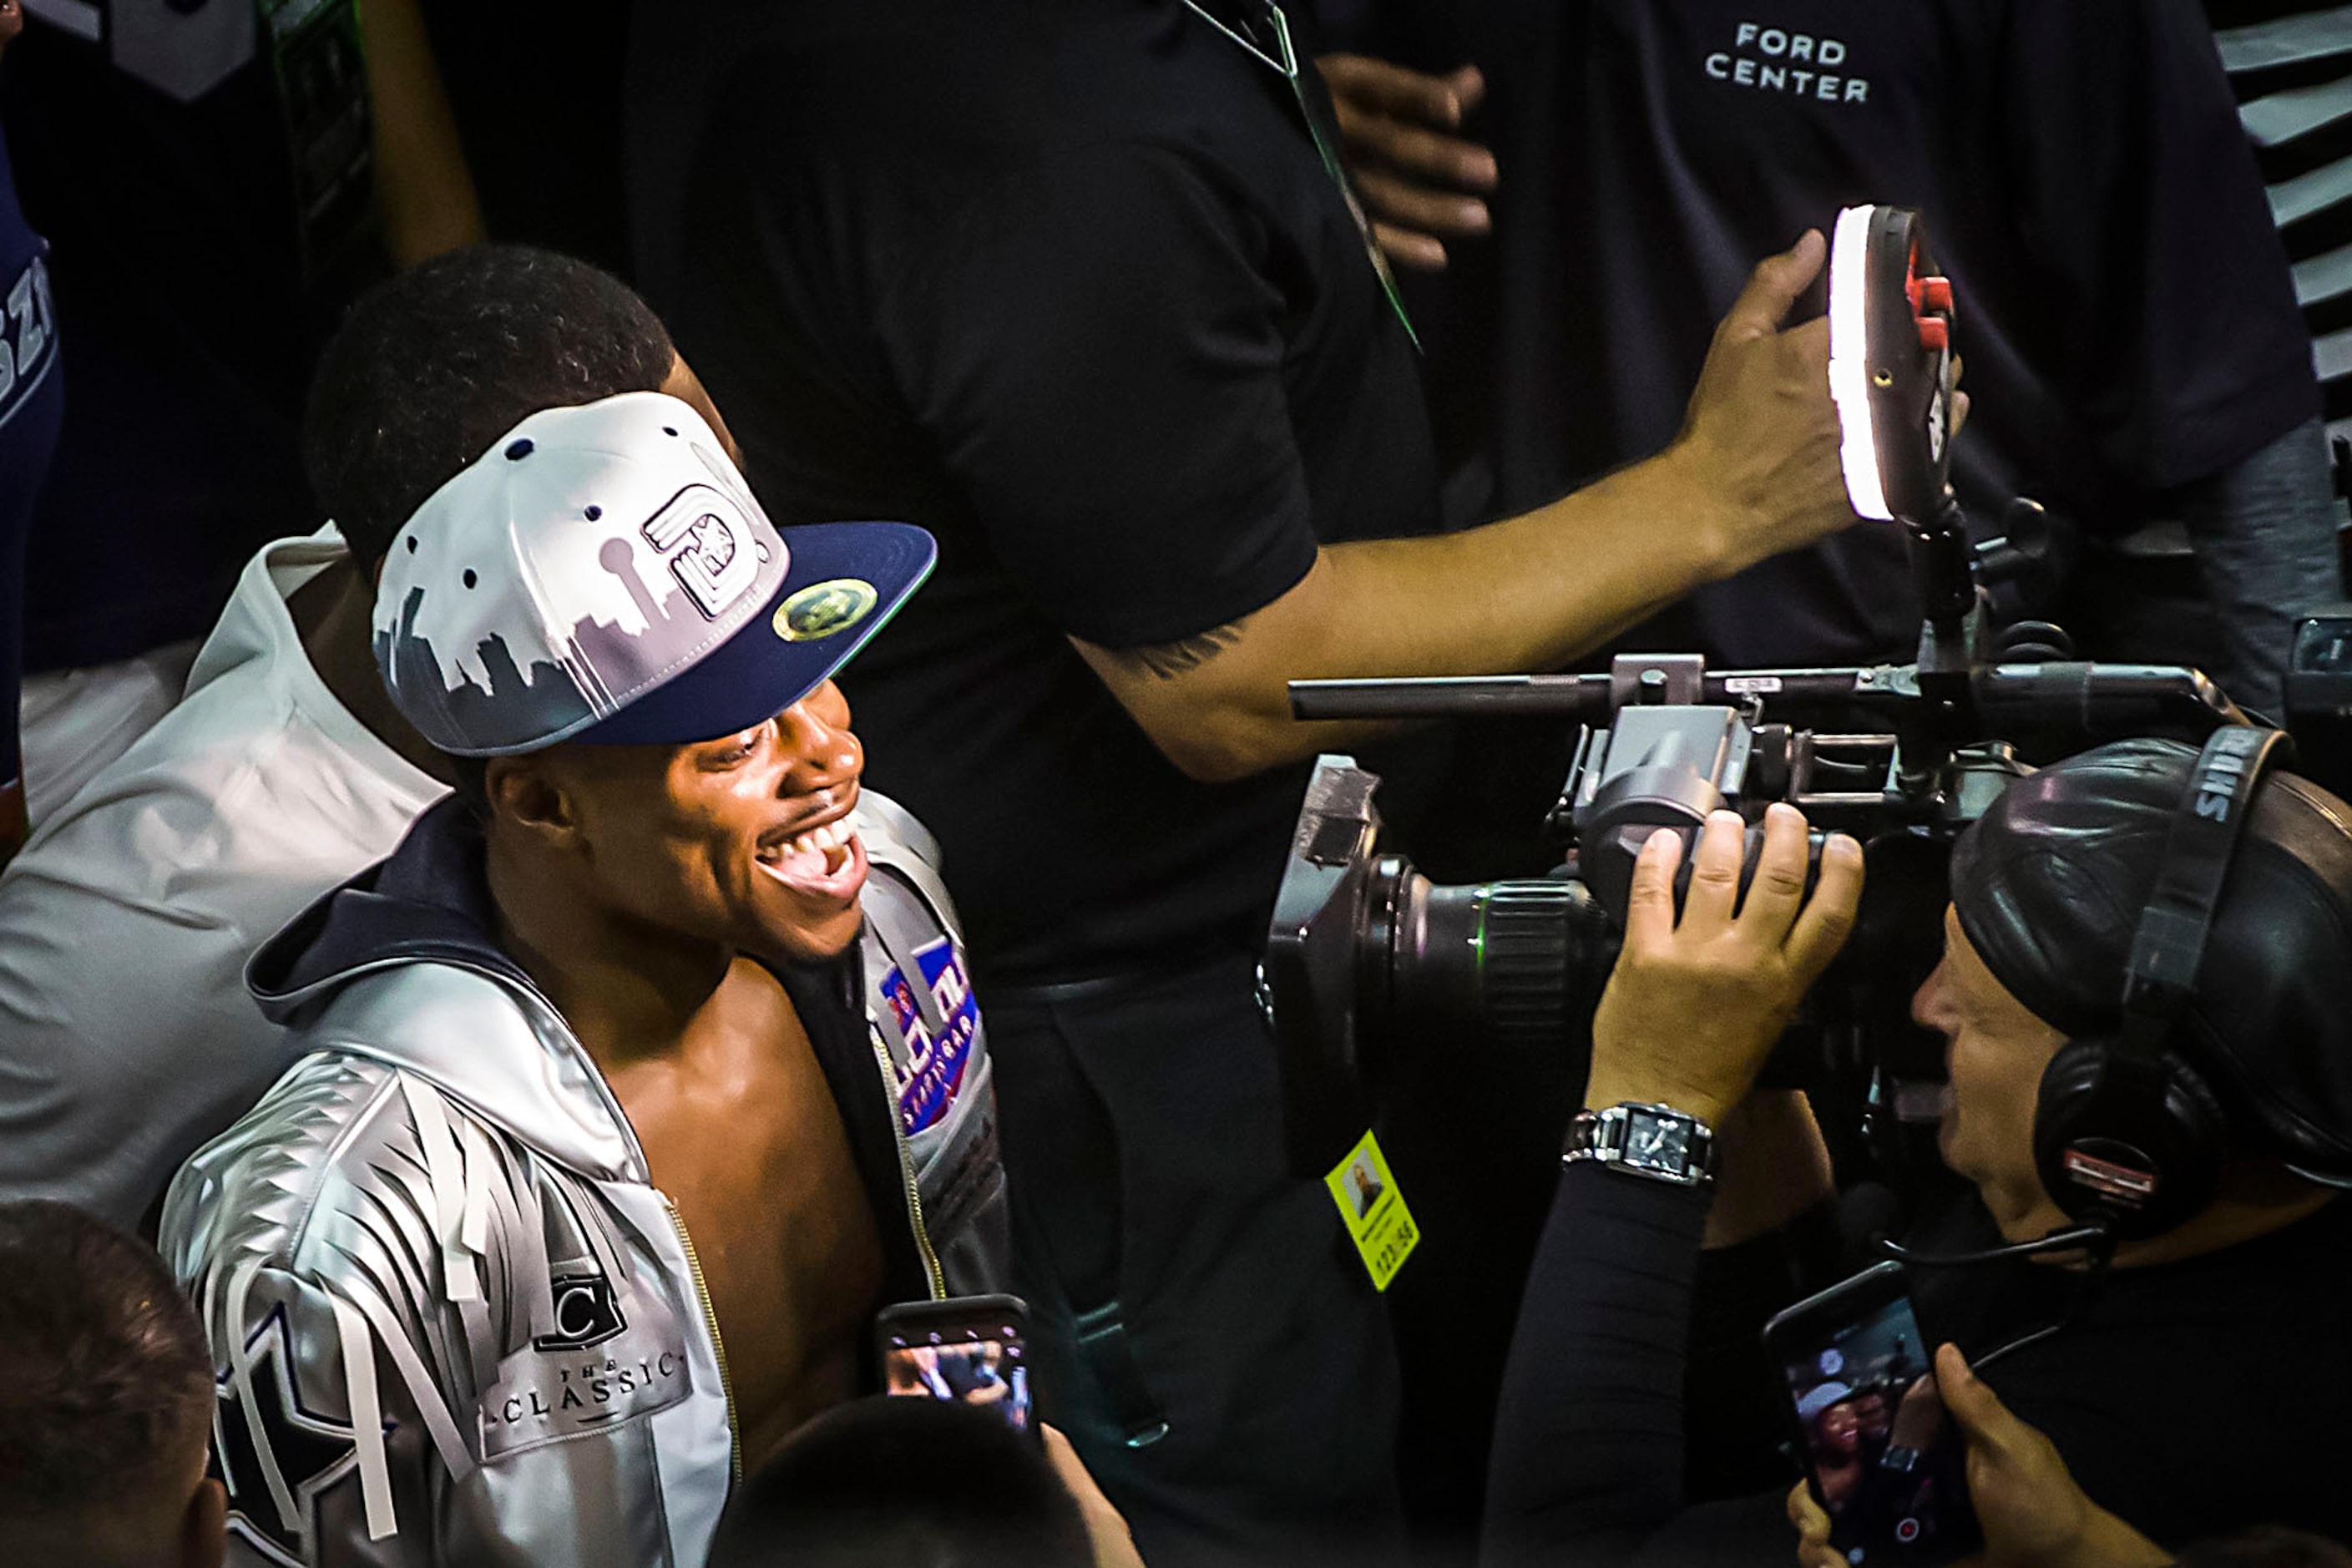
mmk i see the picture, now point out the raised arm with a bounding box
[1075,236,1857,782]
[360,0,484,267]
[1483,807,1862,1566]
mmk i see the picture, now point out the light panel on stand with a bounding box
[1828,204,1894,522]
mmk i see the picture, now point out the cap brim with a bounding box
[569,520,935,746]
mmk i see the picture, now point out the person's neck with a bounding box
[483,837,737,1071]
[1990,1181,2338,1268]
[289,559,456,785]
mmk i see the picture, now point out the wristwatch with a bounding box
[1563,1103,1717,1187]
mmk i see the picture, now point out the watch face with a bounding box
[1622,1109,1691,1174]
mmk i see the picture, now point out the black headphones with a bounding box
[2030,725,2295,1242]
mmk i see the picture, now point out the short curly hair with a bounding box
[303,244,675,573]
[0,1201,212,1518]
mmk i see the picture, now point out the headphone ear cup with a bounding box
[2033,1033,2228,1242]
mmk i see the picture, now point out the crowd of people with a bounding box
[2,2,2351,1565]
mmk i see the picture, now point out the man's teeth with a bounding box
[769,821,855,862]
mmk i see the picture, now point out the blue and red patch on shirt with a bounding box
[876,936,979,1136]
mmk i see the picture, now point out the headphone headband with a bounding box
[2039,726,2298,1241]
[2117,726,2294,1028]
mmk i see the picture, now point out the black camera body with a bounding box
[1260,205,2304,1179]
[1260,648,2253,1176]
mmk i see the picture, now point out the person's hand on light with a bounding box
[1672,233,1865,574]
[1044,1425,1150,1568]
[1314,54,1498,271]
[1788,1343,2169,1568]
[1585,803,1863,1125]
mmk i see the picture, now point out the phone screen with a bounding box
[882,1313,1033,1436]
[1777,1287,1974,1565]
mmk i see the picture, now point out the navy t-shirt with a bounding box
[1407,0,2319,666]
[0,116,63,824]
[629,0,1444,981]
[0,8,365,670]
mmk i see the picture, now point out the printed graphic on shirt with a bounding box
[873,935,980,1136]
[0,252,57,434]
[212,1306,392,1568]
[474,1269,694,1461]
[1702,19,1871,104]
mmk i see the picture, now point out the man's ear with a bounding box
[483,755,582,852]
[183,1476,226,1568]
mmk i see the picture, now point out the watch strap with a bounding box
[1563,1102,1717,1187]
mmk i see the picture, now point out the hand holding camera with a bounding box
[1585,803,1864,1126]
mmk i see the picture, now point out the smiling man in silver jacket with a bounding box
[161,391,1009,1567]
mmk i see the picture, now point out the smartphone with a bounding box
[1762,1262,1978,1566]
[876,1294,1034,1439]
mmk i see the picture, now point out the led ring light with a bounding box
[1828,205,1957,527]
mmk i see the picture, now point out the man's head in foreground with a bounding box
[1914,737,2352,1245]
[710,1398,1095,1568]
[0,1201,222,1568]
[305,241,736,579]
[373,391,933,967]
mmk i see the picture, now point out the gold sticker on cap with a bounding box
[774,579,880,643]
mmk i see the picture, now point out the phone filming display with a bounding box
[878,1296,1035,1438]
[1766,1264,1978,1565]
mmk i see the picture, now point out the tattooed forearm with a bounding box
[1115,620,1247,680]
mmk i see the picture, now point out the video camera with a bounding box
[1261,205,2325,1178]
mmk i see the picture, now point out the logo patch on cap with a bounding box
[776,579,880,643]
[645,487,762,621]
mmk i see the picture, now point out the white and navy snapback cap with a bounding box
[374,391,935,756]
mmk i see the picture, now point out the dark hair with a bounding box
[303,244,675,572]
[0,1201,212,1518]
[708,1398,1093,1568]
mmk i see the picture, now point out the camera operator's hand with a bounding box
[1667,234,1859,577]
[1585,805,1861,1126]
[1316,54,1498,271]
[1787,1344,2167,1568]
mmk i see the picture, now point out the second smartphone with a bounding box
[1763,1261,1980,1567]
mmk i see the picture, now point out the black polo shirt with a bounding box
[1408,0,2319,666]
[628,0,1442,981]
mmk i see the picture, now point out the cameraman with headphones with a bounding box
[1481,732,2352,1565]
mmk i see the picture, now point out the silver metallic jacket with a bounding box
[159,794,1009,1567]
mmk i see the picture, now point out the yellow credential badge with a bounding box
[1324,1130,1419,1291]
[774,578,880,642]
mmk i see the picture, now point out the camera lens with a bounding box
[1375,871,1616,1059]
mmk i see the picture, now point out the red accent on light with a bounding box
[1917,276,1954,315]
[1917,317,1949,352]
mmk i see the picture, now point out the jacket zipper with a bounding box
[870,1030,947,1299]
[664,1199,743,1484]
